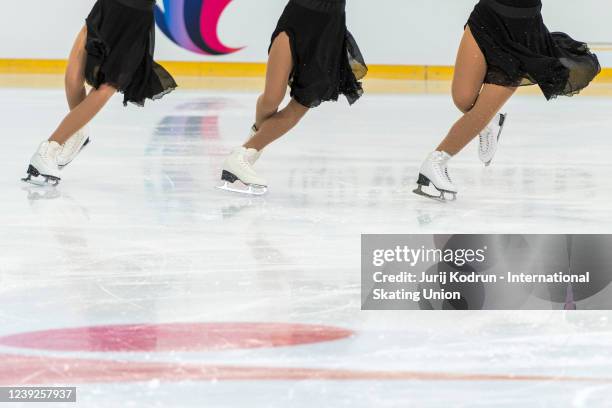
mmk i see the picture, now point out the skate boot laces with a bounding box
[432,152,452,182]
[237,151,258,176]
[39,142,51,159]
[443,167,453,184]
[41,141,60,161]
[63,133,81,151]
[480,126,492,154]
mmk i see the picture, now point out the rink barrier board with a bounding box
[1,59,612,82]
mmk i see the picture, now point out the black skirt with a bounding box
[85,0,177,106]
[270,0,367,108]
[467,0,600,100]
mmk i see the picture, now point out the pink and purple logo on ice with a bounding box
[154,0,242,55]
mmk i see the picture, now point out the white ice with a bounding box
[1,87,612,407]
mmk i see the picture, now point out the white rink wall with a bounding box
[0,0,611,66]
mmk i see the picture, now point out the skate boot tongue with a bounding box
[39,141,62,161]
[244,148,262,165]
[47,141,62,156]
[432,151,452,163]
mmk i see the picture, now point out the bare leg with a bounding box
[452,26,488,113]
[65,26,88,110]
[246,98,309,151]
[436,26,516,155]
[48,84,116,145]
[437,84,516,155]
[255,32,293,129]
[47,26,113,146]
[244,32,309,150]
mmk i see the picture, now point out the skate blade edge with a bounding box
[413,187,447,203]
[216,182,268,196]
[21,177,60,187]
[21,166,60,187]
[413,184,456,203]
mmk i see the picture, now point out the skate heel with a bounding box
[413,173,457,203]
[413,174,432,199]
[221,170,239,183]
[26,165,40,177]
[21,165,40,183]
[416,173,431,187]
[217,170,268,196]
[22,165,60,186]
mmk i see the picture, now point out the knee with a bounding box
[97,84,117,98]
[276,31,290,43]
[452,92,476,113]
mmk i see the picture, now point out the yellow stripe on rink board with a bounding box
[1,58,612,83]
[596,67,612,82]
[0,59,68,74]
[160,61,268,78]
[0,59,454,81]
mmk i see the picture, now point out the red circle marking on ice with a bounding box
[0,323,353,352]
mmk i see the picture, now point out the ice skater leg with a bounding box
[414,28,517,202]
[246,32,309,150]
[220,32,308,194]
[65,26,88,110]
[437,84,516,156]
[49,84,116,146]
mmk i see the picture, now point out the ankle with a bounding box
[242,143,262,152]
[435,147,455,157]
[48,137,65,146]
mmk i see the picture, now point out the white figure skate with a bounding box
[22,141,62,186]
[218,146,267,195]
[413,151,458,202]
[479,113,507,166]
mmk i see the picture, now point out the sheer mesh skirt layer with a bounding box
[85,0,177,106]
[271,0,368,108]
[468,0,600,99]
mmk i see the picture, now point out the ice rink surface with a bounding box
[2,86,612,407]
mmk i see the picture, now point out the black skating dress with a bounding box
[467,0,600,99]
[84,0,177,106]
[271,0,368,108]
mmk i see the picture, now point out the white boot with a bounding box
[218,146,268,195]
[479,113,507,166]
[414,151,457,201]
[22,141,62,186]
[57,126,90,169]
